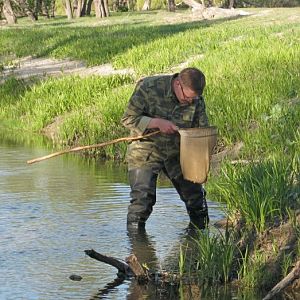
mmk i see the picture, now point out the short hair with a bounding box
[178,67,206,96]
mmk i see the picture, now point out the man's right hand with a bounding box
[148,118,178,134]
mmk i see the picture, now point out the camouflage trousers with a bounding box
[127,167,209,229]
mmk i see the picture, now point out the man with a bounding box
[121,67,209,229]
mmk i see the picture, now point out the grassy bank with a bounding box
[1,9,299,152]
[1,8,300,296]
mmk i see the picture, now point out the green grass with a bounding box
[0,74,134,158]
[212,155,298,232]
[1,9,299,146]
[0,12,217,67]
[238,246,268,289]
[193,229,235,284]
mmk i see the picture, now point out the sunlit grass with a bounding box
[0,74,134,158]
[1,10,299,148]
[212,156,298,232]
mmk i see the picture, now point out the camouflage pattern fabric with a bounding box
[121,74,209,179]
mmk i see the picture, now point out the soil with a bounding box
[0,56,134,84]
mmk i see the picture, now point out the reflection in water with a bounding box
[0,134,228,300]
[92,225,183,300]
[124,227,240,300]
[126,225,178,300]
[127,225,158,270]
[89,277,125,300]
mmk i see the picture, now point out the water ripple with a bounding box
[0,142,225,300]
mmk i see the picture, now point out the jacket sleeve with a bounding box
[192,96,209,127]
[121,80,152,134]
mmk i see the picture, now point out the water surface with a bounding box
[0,136,225,300]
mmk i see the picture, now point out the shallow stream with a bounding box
[0,133,227,299]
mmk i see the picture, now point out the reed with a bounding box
[192,228,234,284]
[212,156,296,232]
[178,244,188,278]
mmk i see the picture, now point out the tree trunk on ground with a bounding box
[167,0,176,12]
[94,0,101,17]
[73,0,78,16]
[86,0,92,15]
[50,0,56,17]
[142,0,150,10]
[103,0,109,16]
[43,0,50,18]
[95,0,109,18]
[183,0,204,10]
[81,0,87,16]
[34,0,41,19]
[99,0,104,17]
[65,0,73,19]
[228,0,234,9]
[17,0,37,21]
[75,0,83,17]
[263,261,300,300]
[3,0,17,24]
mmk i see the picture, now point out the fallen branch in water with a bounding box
[84,249,182,284]
[263,260,300,300]
[84,249,133,276]
[27,131,160,165]
[84,249,147,282]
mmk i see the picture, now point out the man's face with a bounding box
[175,79,200,105]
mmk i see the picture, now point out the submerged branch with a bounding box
[263,261,300,300]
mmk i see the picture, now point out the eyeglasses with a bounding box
[178,81,200,102]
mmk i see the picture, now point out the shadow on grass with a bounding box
[0,14,249,66]
[0,77,29,105]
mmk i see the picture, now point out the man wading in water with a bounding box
[121,67,209,230]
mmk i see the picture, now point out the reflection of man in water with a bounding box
[126,226,198,300]
[121,68,209,230]
[127,226,158,271]
[126,226,158,300]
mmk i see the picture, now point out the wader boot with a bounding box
[127,168,158,228]
[167,172,209,230]
[187,190,209,230]
[188,206,209,230]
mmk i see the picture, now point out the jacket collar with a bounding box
[165,73,179,101]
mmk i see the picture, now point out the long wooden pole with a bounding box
[27,130,160,165]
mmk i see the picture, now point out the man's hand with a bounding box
[148,118,178,134]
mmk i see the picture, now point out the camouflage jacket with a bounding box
[121,74,209,177]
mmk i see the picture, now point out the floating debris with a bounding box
[69,274,83,281]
